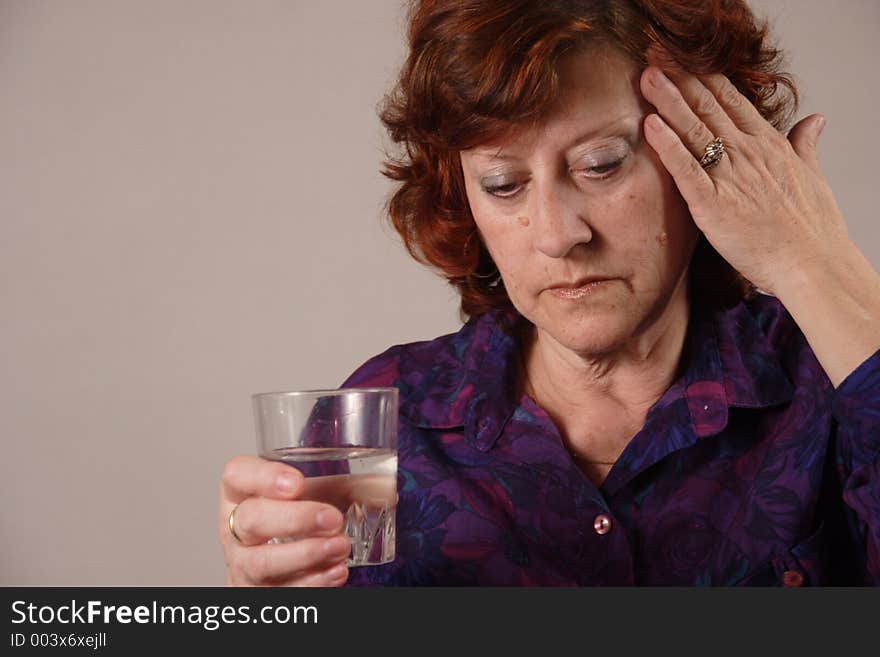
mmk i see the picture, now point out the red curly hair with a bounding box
[380,0,798,319]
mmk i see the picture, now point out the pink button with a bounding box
[782,570,804,587]
[593,514,612,535]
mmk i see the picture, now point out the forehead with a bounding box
[466,45,644,159]
[554,44,640,110]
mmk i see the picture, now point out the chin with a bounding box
[534,305,641,356]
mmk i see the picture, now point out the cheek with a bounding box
[611,183,696,279]
[468,204,529,264]
[604,189,668,249]
[621,163,695,245]
[642,157,695,233]
[472,216,531,294]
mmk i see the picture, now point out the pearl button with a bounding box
[782,570,804,587]
[593,514,612,535]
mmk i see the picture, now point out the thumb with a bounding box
[787,114,825,172]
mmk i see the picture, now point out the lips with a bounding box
[548,276,612,290]
[547,277,614,300]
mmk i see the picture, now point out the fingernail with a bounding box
[817,116,827,137]
[326,564,347,581]
[323,536,351,556]
[646,113,667,132]
[316,509,341,530]
[650,67,672,88]
[276,473,298,493]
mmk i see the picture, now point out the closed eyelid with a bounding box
[479,170,528,188]
[570,140,632,165]
[471,133,638,189]
[481,172,514,183]
[571,154,628,173]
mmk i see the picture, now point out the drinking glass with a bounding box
[252,388,398,566]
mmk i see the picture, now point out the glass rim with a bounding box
[251,387,398,401]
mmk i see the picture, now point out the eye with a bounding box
[576,156,626,179]
[482,181,524,199]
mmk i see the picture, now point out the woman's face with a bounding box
[460,45,700,356]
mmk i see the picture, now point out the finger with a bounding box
[226,498,345,547]
[640,66,736,165]
[221,454,304,504]
[787,113,826,174]
[698,73,770,136]
[287,562,350,588]
[238,535,352,586]
[643,113,716,206]
[239,561,349,588]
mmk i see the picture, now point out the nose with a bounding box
[530,179,593,259]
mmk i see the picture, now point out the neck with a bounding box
[522,278,690,423]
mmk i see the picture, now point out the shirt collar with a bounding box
[401,297,794,446]
[682,298,794,437]
[398,309,522,451]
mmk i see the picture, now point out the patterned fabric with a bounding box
[341,294,880,586]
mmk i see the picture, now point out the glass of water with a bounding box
[252,388,398,567]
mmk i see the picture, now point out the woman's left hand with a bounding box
[639,59,850,295]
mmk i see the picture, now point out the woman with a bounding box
[219,0,880,586]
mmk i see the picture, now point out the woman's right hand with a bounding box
[219,455,351,586]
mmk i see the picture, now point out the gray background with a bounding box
[1,0,877,585]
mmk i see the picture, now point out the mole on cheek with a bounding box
[656,231,669,245]
[518,216,530,227]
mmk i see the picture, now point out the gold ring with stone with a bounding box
[699,137,725,170]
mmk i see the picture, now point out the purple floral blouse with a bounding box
[341,294,880,586]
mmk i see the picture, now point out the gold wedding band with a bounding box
[228,503,243,545]
[699,136,725,170]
